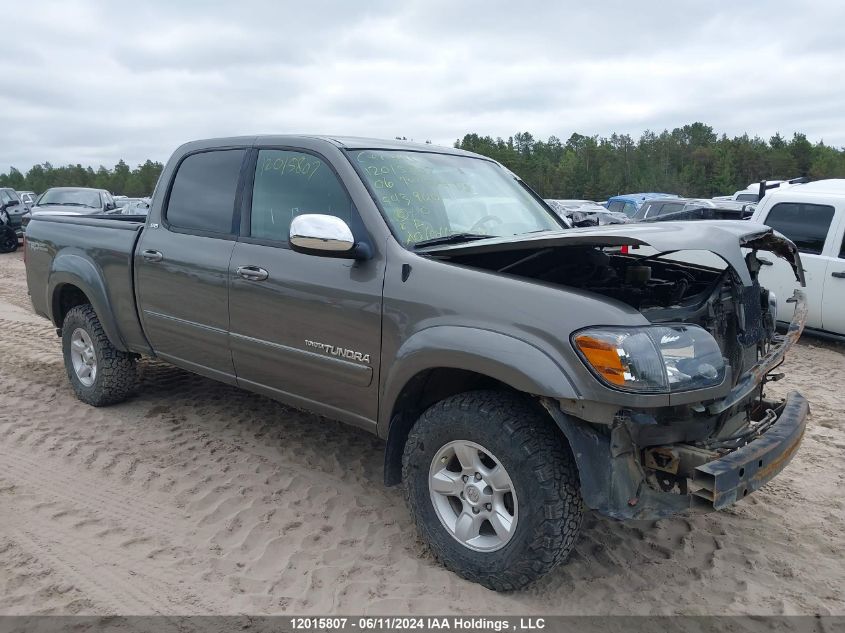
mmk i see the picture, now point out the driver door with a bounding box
[228,148,385,428]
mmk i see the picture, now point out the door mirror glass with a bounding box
[290,214,355,255]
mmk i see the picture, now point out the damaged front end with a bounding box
[547,231,808,519]
[542,288,807,519]
[420,221,809,520]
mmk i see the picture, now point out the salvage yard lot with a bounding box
[0,249,843,615]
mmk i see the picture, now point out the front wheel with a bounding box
[402,391,583,591]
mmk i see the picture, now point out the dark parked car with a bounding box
[0,188,28,237]
[25,136,809,591]
[633,197,755,222]
[30,187,119,219]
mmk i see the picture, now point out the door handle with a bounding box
[142,249,163,262]
[832,271,845,279]
[236,265,269,281]
[757,256,773,266]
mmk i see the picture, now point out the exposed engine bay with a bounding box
[440,244,778,384]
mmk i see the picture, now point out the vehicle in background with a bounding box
[29,187,118,221]
[114,197,142,208]
[546,199,628,226]
[605,192,679,218]
[633,197,755,222]
[0,188,28,237]
[0,200,20,253]
[749,179,845,338]
[716,178,809,204]
[17,190,37,209]
[109,197,151,215]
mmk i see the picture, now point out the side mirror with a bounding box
[290,214,367,259]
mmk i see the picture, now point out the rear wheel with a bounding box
[62,304,137,406]
[402,390,582,591]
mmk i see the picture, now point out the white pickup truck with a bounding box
[634,179,844,338]
[750,179,845,338]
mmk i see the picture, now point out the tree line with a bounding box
[0,159,163,198]
[455,122,845,200]
[2,123,844,200]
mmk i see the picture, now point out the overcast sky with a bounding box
[1,0,843,173]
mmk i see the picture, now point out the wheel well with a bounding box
[383,368,517,486]
[53,284,90,329]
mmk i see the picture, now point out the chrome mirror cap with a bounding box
[290,214,355,253]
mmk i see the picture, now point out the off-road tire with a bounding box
[402,390,582,591]
[62,304,137,406]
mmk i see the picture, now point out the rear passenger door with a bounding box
[135,148,247,383]
[757,201,838,329]
[228,148,385,427]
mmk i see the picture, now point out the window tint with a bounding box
[166,149,245,234]
[765,202,835,255]
[839,232,845,259]
[250,150,351,242]
[736,193,758,202]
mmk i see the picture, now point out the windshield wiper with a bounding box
[413,233,492,249]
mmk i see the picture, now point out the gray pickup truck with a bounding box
[25,136,809,590]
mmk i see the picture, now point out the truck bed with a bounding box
[24,214,150,354]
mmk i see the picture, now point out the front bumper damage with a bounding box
[690,391,807,509]
[543,290,809,520]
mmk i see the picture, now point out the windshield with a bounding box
[351,150,561,247]
[37,189,101,208]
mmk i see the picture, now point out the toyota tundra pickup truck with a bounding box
[25,136,809,591]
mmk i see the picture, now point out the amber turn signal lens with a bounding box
[574,334,626,385]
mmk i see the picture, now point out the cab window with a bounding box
[250,149,352,242]
[166,149,246,234]
[765,202,835,255]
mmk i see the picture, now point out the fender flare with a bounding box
[378,325,579,437]
[48,253,128,351]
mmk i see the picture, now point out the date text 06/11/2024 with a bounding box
[288,617,547,631]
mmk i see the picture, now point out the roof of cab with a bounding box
[776,179,845,196]
[172,135,475,157]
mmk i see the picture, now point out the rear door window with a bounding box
[165,149,246,235]
[607,200,625,213]
[622,201,637,217]
[764,202,835,255]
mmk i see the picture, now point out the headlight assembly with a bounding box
[572,325,726,393]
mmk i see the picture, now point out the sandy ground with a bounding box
[0,248,843,616]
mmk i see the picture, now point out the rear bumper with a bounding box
[689,391,809,509]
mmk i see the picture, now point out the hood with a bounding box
[418,220,804,287]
